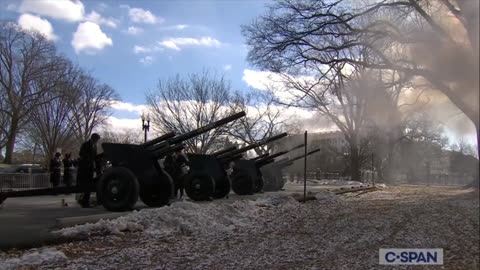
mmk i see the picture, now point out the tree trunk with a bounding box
[3,117,20,164]
[350,146,361,182]
[3,131,17,164]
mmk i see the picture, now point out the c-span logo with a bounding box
[379,249,444,265]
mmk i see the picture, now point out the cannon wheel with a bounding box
[254,176,264,193]
[140,171,174,207]
[185,172,215,201]
[212,176,231,199]
[96,167,139,212]
[231,172,255,195]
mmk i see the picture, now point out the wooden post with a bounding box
[304,131,307,202]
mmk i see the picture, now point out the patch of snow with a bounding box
[53,194,299,239]
[376,183,387,188]
[314,190,342,204]
[0,248,67,269]
[316,179,364,186]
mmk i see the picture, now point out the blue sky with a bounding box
[1,0,272,120]
[0,0,477,146]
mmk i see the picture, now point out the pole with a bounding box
[371,152,375,186]
[144,129,147,144]
[304,130,307,202]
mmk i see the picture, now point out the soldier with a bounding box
[174,148,189,199]
[76,133,101,208]
[163,147,190,199]
[49,152,62,187]
[62,153,74,188]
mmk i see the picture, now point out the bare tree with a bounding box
[68,72,118,144]
[243,0,479,159]
[0,23,69,163]
[146,71,232,154]
[25,63,81,164]
[228,90,292,155]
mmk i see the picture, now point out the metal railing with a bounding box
[0,173,52,190]
[0,171,78,190]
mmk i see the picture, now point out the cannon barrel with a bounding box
[256,150,288,165]
[147,112,246,153]
[218,132,288,160]
[211,146,237,157]
[142,131,176,148]
[276,148,321,167]
[250,153,269,161]
[288,143,306,152]
[153,143,185,158]
[255,143,305,165]
[169,111,246,145]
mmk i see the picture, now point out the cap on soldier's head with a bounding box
[91,133,100,140]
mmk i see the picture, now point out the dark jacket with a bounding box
[77,140,97,183]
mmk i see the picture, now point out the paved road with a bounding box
[0,195,125,250]
[0,182,343,251]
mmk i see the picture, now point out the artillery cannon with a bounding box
[261,148,321,191]
[216,133,289,195]
[0,112,246,212]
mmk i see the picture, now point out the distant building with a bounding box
[270,131,348,175]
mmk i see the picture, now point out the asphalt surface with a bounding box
[0,182,348,251]
[0,195,125,250]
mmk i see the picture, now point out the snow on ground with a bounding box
[1,186,479,270]
[0,248,67,269]
[314,179,364,186]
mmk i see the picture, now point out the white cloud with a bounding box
[84,11,118,28]
[159,37,223,51]
[133,44,163,54]
[133,45,148,54]
[110,101,146,114]
[72,22,113,54]
[17,13,57,41]
[159,24,189,31]
[175,24,188,30]
[127,26,143,35]
[242,69,317,105]
[224,64,232,71]
[139,56,154,65]
[128,7,163,24]
[242,69,282,91]
[19,0,85,22]
[104,116,141,131]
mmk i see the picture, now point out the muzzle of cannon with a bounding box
[262,148,321,192]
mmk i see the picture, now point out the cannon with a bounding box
[0,111,246,212]
[262,148,321,191]
[177,133,288,201]
[216,133,289,195]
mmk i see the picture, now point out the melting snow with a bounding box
[0,248,67,269]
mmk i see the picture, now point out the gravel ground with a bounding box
[1,185,478,270]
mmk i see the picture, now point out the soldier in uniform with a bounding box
[164,147,189,199]
[62,153,74,188]
[49,152,62,187]
[76,133,101,208]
